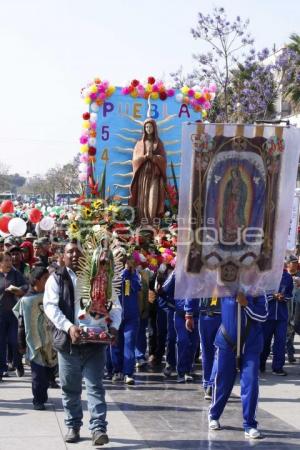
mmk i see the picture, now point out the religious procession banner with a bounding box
[175,123,300,298]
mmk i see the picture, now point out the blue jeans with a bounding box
[58,344,107,432]
[111,319,139,376]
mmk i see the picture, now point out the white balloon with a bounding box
[39,217,55,231]
[8,218,27,237]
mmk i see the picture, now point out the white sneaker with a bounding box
[245,428,262,439]
[124,375,135,385]
[112,373,123,383]
[209,419,221,430]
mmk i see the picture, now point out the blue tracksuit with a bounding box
[174,298,199,376]
[159,271,176,369]
[209,295,268,430]
[111,268,141,376]
[198,298,222,389]
[260,271,293,371]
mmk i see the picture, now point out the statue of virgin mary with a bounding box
[129,118,167,223]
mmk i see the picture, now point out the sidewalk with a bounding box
[0,339,299,450]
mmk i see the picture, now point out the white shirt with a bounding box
[43,267,122,333]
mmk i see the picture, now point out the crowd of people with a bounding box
[0,212,300,445]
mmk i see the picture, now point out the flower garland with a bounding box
[175,84,217,115]
[121,76,175,100]
[79,78,116,183]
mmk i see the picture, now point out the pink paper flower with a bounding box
[80,135,88,144]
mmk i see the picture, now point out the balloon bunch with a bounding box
[0,200,55,238]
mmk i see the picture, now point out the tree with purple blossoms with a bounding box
[190,7,254,121]
[228,40,300,122]
[170,7,300,123]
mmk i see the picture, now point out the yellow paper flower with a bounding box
[149,258,158,266]
[80,144,88,153]
[181,86,189,95]
[107,85,116,95]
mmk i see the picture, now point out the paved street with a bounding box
[0,339,299,450]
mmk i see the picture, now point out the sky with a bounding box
[0,0,299,178]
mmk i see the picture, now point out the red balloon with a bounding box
[1,200,14,214]
[29,208,42,224]
[0,215,11,233]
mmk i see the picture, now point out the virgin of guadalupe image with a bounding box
[129,118,167,223]
[85,238,114,319]
[222,167,247,243]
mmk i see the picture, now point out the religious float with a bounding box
[71,76,216,342]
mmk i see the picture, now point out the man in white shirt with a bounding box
[44,241,121,446]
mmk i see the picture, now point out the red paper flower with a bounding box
[128,85,134,93]
[148,76,156,85]
[88,146,96,156]
[159,92,167,101]
[83,112,90,120]
[131,79,140,87]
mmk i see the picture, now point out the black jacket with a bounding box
[51,267,75,353]
[0,268,28,312]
